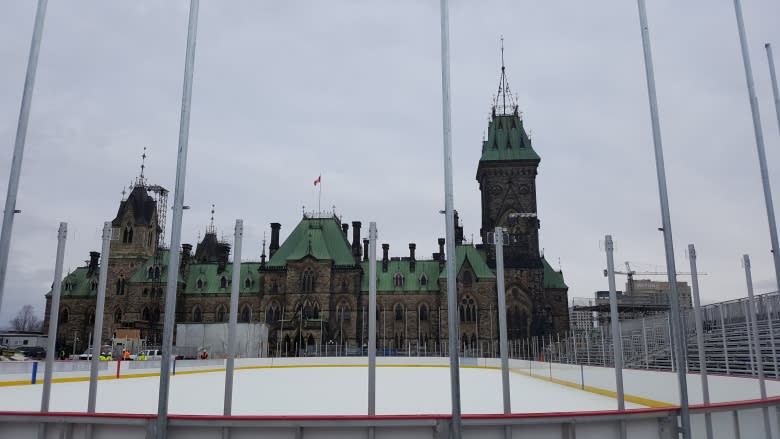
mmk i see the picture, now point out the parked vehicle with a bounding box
[15,346,46,359]
[76,345,113,360]
[130,349,162,361]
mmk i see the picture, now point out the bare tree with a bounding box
[10,305,42,332]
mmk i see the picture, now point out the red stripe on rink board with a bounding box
[1,395,778,421]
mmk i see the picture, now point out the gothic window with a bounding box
[192,306,202,322]
[313,304,320,319]
[64,280,72,291]
[122,225,134,244]
[142,307,151,322]
[302,268,315,293]
[271,280,279,293]
[244,277,252,289]
[60,308,69,324]
[147,230,153,246]
[114,309,122,324]
[266,302,281,324]
[196,278,204,290]
[152,307,161,322]
[154,266,160,279]
[337,301,351,321]
[462,271,473,287]
[240,306,251,323]
[220,276,227,289]
[115,276,126,295]
[393,272,404,288]
[419,273,428,286]
[147,267,154,279]
[340,280,347,293]
[419,304,429,321]
[394,304,404,321]
[216,306,227,323]
[301,300,315,319]
[90,281,97,291]
[459,296,477,323]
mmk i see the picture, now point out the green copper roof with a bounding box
[266,216,356,267]
[438,245,496,280]
[52,266,100,297]
[183,262,262,294]
[130,250,172,283]
[480,114,540,162]
[543,257,568,289]
[360,259,441,292]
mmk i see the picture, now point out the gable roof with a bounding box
[266,216,356,268]
[480,114,540,162]
[183,262,262,294]
[438,245,496,280]
[359,259,441,292]
[111,185,156,227]
[50,266,99,297]
[543,257,568,289]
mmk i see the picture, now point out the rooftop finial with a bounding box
[207,204,216,234]
[121,186,126,201]
[135,147,148,187]
[493,36,518,116]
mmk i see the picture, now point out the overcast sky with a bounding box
[1,1,780,326]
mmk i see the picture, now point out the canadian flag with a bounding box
[313,175,321,186]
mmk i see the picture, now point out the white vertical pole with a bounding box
[732,0,780,291]
[495,228,511,422]
[87,222,111,413]
[157,1,199,437]
[223,219,243,417]
[767,43,780,139]
[688,244,712,439]
[635,1,690,436]
[368,222,377,416]
[642,318,649,369]
[719,305,730,374]
[605,235,625,412]
[40,223,67,414]
[438,0,461,435]
[743,255,771,439]
[0,0,48,314]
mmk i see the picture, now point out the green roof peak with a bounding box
[266,216,356,267]
[480,114,540,162]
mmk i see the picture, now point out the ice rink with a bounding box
[0,365,642,415]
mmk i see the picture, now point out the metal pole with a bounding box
[743,255,772,439]
[767,298,778,378]
[438,0,461,436]
[688,245,712,439]
[719,305,730,374]
[223,220,243,418]
[635,1,690,436]
[368,222,377,416]
[0,0,48,314]
[87,222,111,413]
[40,223,67,415]
[733,0,780,291]
[744,300,756,375]
[605,235,625,412]
[642,317,649,369]
[495,228,511,420]
[767,43,780,139]
[156,1,199,437]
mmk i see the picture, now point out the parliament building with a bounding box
[44,61,569,356]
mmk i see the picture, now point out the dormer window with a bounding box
[419,273,428,286]
[462,271,473,287]
[393,272,404,288]
[220,276,228,289]
[90,281,97,291]
[196,278,204,290]
[154,266,161,279]
[192,306,202,322]
[64,280,73,291]
[244,277,252,289]
[147,267,154,279]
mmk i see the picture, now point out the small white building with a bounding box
[0,331,47,348]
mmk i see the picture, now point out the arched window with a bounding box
[266,303,280,324]
[462,271,473,287]
[142,307,151,322]
[147,267,154,279]
[394,304,404,321]
[114,309,122,324]
[152,307,160,322]
[60,308,69,324]
[302,268,315,293]
[115,276,126,295]
[240,306,251,323]
[459,296,477,323]
[192,306,202,322]
[419,304,429,321]
[216,305,226,322]
[196,278,204,289]
[313,304,320,318]
[90,281,97,291]
[337,301,351,321]
[244,277,252,289]
[220,276,228,289]
[419,273,428,286]
[123,225,134,243]
[154,266,160,279]
[393,272,404,288]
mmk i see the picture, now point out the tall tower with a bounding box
[476,41,541,269]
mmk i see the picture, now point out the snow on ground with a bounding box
[0,366,642,414]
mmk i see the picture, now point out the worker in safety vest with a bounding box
[138,352,146,361]
[123,350,130,361]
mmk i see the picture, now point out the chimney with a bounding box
[180,244,192,270]
[438,238,446,262]
[454,210,464,245]
[363,239,369,262]
[269,223,281,258]
[341,223,349,241]
[88,251,100,276]
[409,243,416,273]
[352,221,362,259]
[216,243,231,273]
[382,244,389,272]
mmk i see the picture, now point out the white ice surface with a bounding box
[0,366,641,415]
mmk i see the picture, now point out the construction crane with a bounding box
[604,261,707,295]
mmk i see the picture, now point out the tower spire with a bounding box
[135,147,148,187]
[207,204,216,234]
[493,36,518,116]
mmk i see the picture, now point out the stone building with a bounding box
[44,59,569,356]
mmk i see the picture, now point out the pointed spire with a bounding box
[121,186,127,201]
[135,147,148,187]
[207,204,216,234]
[493,36,519,116]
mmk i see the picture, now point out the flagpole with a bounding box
[318,174,322,215]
